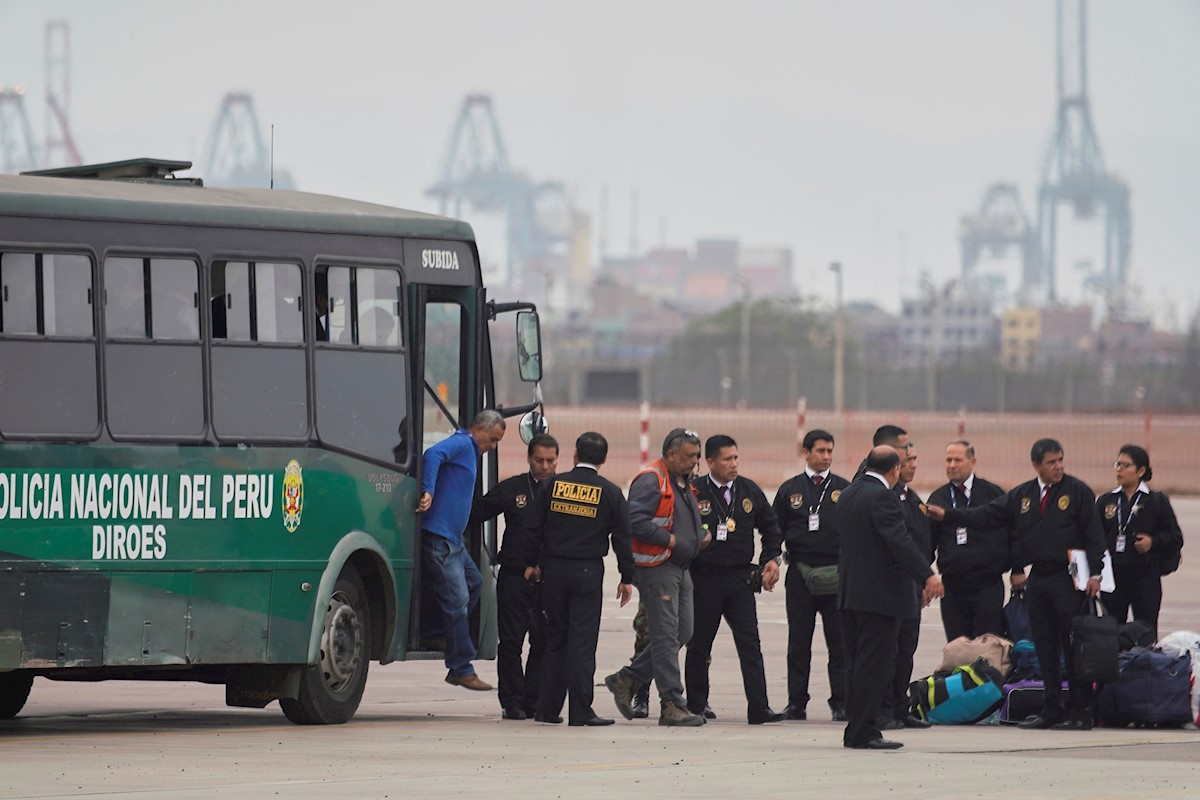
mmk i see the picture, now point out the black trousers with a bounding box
[1103,564,1163,640]
[684,570,771,718]
[1027,567,1093,720]
[842,608,900,747]
[535,557,604,723]
[940,574,1006,641]
[881,607,920,721]
[496,565,545,714]
[785,563,845,710]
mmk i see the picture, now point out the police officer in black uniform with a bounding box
[470,433,559,720]
[524,431,635,726]
[774,429,851,721]
[684,434,785,724]
[930,438,1105,730]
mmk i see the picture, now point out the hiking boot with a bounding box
[659,702,705,727]
[605,671,638,720]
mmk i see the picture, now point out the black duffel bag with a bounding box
[1070,596,1120,683]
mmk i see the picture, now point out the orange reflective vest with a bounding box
[631,459,674,567]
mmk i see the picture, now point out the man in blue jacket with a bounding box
[417,410,507,690]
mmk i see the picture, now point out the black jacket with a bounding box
[835,473,934,618]
[773,471,851,567]
[524,465,635,584]
[691,474,783,573]
[1096,487,1183,570]
[945,473,1105,576]
[898,484,933,563]
[470,471,548,568]
[928,475,1010,585]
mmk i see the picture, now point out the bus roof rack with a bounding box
[22,158,200,184]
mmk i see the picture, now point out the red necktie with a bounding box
[812,474,824,488]
[1039,484,1051,514]
[722,485,731,506]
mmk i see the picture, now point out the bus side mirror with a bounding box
[516,310,542,383]
[519,409,549,444]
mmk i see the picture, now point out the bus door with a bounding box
[404,241,491,655]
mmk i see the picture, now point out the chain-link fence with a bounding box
[497,405,1200,496]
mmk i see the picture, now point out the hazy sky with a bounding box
[2,1,1198,323]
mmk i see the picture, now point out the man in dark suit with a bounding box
[879,443,935,731]
[524,432,635,726]
[928,438,1105,730]
[837,446,943,750]
[927,440,1010,641]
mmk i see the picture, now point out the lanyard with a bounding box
[1117,493,1141,538]
[807,476,830,514]
[711,480,734,523]
[949,483,967,509]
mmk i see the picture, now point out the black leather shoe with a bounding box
[847,738,904,750]
[902,714,932,729]
[1050,718,1093,731]
[533,713,563,724]
[748,708,786,724]
[702,705,717,720]
[502,706,527,720]
[877,717,904,731]
[1017,714,1060,730]
[569,716,615,727]
[631,701,649,719]
[830,706,848,722]
[782,704,807,720]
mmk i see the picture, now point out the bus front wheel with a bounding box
[280,569,371,724]
[0,672,34,719]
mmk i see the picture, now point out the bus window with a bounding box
[105,257,199,340]
[0,252,38,334]
[103,257,146,337]
[43,254,93,337]
[422,301,463,446]
[210,260,308,441]
[357,269,401,348]
[314,264,407,462]
[0,250,97,436]
[104,256,203,438]
[212,261,304,344]
[320,266,352,345]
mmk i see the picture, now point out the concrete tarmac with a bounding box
[3,500,1199,799]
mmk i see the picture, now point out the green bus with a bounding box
[0,158,544,724]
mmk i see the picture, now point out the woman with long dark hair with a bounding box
[1097,444,1184,639]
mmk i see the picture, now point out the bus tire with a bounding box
[0,672,34,719]
[280,568,370,725]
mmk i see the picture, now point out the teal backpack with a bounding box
[909,657,1005,724]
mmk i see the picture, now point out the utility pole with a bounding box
[830,262,845,414]
[737,276,751,409]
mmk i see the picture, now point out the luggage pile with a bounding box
[908,625,1200,728]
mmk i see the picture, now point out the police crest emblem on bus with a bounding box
[283,460,304,533]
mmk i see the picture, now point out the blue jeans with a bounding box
[422,531,482,676]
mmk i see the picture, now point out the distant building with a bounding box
[898,287,999,367]
[738,246,794,299]
[1001,305,1094,370]
[597,238,794,313]
[1097,317,1181,367]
